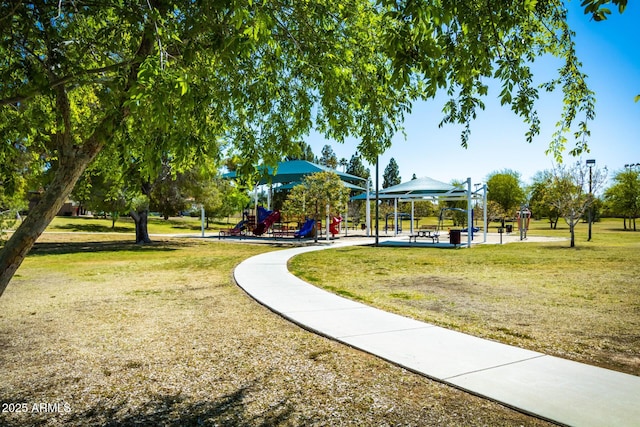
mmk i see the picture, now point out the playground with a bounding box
[218,169,533,248]
[218,206,344,241]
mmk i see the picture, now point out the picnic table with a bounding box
[409,226,440,243]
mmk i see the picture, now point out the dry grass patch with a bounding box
[1,234,551,426]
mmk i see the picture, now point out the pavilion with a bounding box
[353,176,487,247]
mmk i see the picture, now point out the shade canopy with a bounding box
[380,176,457,195]
[351,176,464,200]
[277,180,365,192]
[223,160,365,186]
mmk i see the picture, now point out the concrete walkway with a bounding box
[233,240,640,427]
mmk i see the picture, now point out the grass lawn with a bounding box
[290,218,640,376]
[0,233,552,426]
[42,215,239,235]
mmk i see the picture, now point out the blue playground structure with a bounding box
[295,218,315,238]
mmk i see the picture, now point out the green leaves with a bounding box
[283,171,351,220]
[381,0,599,160]
[581,0,627,21]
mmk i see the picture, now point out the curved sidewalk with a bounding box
[233,241,640,427]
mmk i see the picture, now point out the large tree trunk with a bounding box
[0,19,156,298]
[130,208,152,244]
[0,144,102,297]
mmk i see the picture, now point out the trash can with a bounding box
[449,229,461,245]
[505,224,513,233]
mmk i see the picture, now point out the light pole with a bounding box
[587,159,595,241]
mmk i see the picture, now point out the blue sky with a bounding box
[306,2,640,187]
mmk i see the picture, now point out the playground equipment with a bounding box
[295,218,316,238]
[385,212,411,233]
[218,218,248,239]
[229,219,247,235]
[517,205,531,240]
[329,216,342,237]
[253,206,281,236]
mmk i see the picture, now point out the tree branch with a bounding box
[0,59,139,106]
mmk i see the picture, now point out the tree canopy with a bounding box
[1,0,603,295]
[528,170,563,229]
[549,161,607,247]
[282,171,350,221]
[319,145,338,170]
[486,170,526,217]
[383,158,401,189]
[605,168,640,230]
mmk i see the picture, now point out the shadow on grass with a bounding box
[28,240,194,257]
[53,223,132,233]
[0,384,299,427]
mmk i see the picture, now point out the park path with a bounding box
[234,239,640,427]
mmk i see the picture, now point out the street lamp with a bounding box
[586,159,596,241]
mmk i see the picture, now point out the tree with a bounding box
[604,168,640,230]
[383,158,401,189]
[486,170,526,218]
[285,142,315,162]
[528,170,563,229]
[549,161,607,247]
[582,0,628,21]
[344,154,370,227]
[441,180,468,227]
[71,153,133,228]
[0,1,417,295]
[150,161,190,220]
[319,145,338,169]
[282,172,350,230]
[189,176,250,228]
[346,154,371,182]
[0,0,604,296]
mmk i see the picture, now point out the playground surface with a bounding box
[233,239,640,427]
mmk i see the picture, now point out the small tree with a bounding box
[283,172,350,232]
[528,170,563,229]
[486,170,526,219]
[550,162,607,247]
[191,178,250,228]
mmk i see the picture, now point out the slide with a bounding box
[295,219,315,238]
[329,216,342,236]
[225,219,247,235]
[256,206,271,223]
[253,210,281,236]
